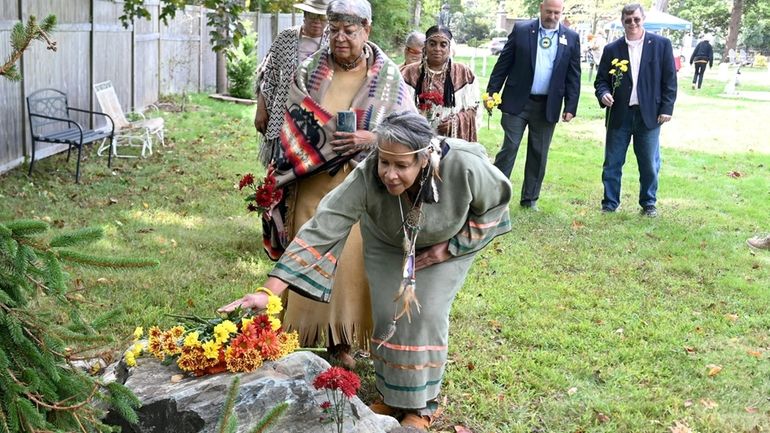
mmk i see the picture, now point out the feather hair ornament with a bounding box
[376,193,425,349]
[428,138,442,202]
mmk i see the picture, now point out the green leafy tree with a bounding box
[371,0,412,51]
[452,8,492,44]
[0,220,158,432]
[0,15,56,81]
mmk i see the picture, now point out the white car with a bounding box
[490,37,508,55]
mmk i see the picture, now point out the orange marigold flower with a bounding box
[279,332,300,357]
[169,326,185,339]
[256,330,283,361]
[148,326,162,338]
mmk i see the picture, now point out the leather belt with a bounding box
[529,94,547,102]
[629,105,640,110]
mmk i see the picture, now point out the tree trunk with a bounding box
[412,0,422,28]
[652,0,670,12]
[724,0,743,59]
[216,51,227,94]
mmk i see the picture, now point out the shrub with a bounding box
[226,28,257,99]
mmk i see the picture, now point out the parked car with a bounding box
[490,37,507,55]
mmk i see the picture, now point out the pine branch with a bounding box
[217,376,240,433]
[249,402,289,433]
[4,220,48,237]
[104,382,141,425]
[49,227,104,248]
[57,250,159,269]
[0,15,57,81]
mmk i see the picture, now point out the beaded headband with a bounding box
[327,12,367,25]
[377,146,426,156]
[426,33,451,44]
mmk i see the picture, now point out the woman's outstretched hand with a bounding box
[331,130,376,156]
[218,292,269,313]
[415,241,451,271]
[217,277,289,313]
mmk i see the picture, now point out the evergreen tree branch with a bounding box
[0,15,57,81]
[249,402,288,433]
[217,376,240,433]
[6,367,98,411]
[49,227,104,248]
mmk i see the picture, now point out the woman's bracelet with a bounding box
[255,286,275,297]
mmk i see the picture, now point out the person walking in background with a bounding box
[399,31,425,72]
[689,36,713,90]
[586,32,606,81]
[485,0,581,212]
[254,0,330,167]
[594,3,677,217]
[401,25,480,141]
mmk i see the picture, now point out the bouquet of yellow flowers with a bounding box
[124,289,299,375]
[481,91,502,129]
[606,58,629,127]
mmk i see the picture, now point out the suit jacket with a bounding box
[486,19,581,124]
[594,32,677,130]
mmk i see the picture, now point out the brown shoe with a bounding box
[400,413,431,430]
[368,401,399,417]
[747,235,770,250]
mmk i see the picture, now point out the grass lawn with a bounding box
[1,59,769,433]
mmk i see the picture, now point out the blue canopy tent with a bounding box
[607,10,692,32]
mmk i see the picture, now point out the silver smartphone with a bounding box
[337,110,356,133]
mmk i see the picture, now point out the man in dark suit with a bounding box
[485,0,581,211]
[594,3,677,217]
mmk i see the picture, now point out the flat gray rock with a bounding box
[104,351,400,433]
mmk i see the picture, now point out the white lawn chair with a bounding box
[93,81,165,158]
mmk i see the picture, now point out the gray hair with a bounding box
[328,0,372,25]
[405,31,426,49]
[621,3,644,19]
[374,111,433,155]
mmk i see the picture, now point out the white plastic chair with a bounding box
[93,81,165,158]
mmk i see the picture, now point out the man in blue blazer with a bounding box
[486,0,581,211]
[594,3,677,217]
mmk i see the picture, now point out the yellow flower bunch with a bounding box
[481,92,502,129]
[126,289,298,375]
[610,58,629,75]
[605,58,630,128]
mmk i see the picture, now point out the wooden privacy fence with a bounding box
[0,0,300,175]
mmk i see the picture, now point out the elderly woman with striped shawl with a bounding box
[401,25,481,142]
[261,0,415,369]
[254,0,330,167]
[222,111,512,430]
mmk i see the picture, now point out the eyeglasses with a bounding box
[329,25,363,41]
[623,17,642,25]
[305,12,327,22]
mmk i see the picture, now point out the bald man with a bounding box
[486,0,581,211]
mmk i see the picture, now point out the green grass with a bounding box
[2,59,770,433]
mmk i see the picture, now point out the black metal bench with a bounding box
[26,88,115,183]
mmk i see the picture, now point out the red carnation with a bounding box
[239,173,255,190]
[320,401,332,410]
[241,163,284,215]
[313,366,361,398]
